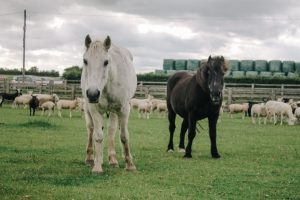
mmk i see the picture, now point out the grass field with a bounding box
[0,104,299,200]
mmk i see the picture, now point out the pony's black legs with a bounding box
[208,116,221,158]
[167,109,176,152]
[178,118,188,150]
[184,114,197,158]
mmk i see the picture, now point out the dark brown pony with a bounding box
[167,56,228,158]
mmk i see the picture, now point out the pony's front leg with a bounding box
[184,113,197,158]
[178,118,188,153]
[208,116,221,158]
[108,112,119,167]
[119,105,136,171]
[88,105,104,174]
[84,110,94,167]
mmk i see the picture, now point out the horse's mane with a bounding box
[196,56,229,91]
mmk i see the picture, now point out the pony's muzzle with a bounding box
[86,89,100,103]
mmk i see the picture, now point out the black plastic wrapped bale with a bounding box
[269,60,282,72]
[259,71,272,77]
[163,59,175,70]
[282,61,295,73]
[246,71,258,77]
[229,60,240,71]
[186,59,200,71]
[232,71,245,77]
[295,62,300,75]
[175,60,187,70]
[273,72,285,77]
[240,60,254,71]
[254,60,268,72]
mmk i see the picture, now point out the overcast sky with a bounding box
[0,0,300,75]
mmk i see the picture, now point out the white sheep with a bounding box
[13,94,32,108]
[40,101,55,117]
[137,100,152,119]
[265,101,296,125]
[156,101,168,118]
[56,98,79,118]
[251,103,267,125]
[36,93,59,106]
[76,97,85,117]
[294,107,300,123]
[151,99,165,114]
[228,103,249,119]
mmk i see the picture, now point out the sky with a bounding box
[0,0,300,75]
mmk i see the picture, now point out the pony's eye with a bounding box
[83,59,88,65]
[104,60,109,66]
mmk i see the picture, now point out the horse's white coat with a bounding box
[81,35,137,173]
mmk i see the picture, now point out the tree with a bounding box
[62,66,82,80]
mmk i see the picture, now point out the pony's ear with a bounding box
[104,36,111,51]
[85,34,92,49]
[208,55,212,62]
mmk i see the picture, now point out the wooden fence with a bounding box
[1,79,300,103]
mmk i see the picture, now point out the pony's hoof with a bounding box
[183,154,192,159]
[212,154,221,159]
[109,156,119,167]
[167,149,174,153]
[109,162,119,168]
[178,148,185,153]
[85,159,94,167]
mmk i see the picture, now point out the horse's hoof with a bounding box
[178,148,185,153]
[92,166,103,175]
[125,164,136,171]
[85,159,94,167]
[167,149,174,153]
[109,162,119,168]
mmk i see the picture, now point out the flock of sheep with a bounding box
[12,93,84,117]
[2,91,300,126]
[228,98,300,125]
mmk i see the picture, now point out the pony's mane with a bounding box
[200,56,229,73]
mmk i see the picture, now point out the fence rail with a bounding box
[1,79,300,103]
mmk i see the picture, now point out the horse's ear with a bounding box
[208,55,212,63]
[85,34,92,49]
[104,36,111,51]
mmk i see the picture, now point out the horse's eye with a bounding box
[104,60,109,66]
[83,59,88,65]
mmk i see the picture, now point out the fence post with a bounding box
[281,84,284,96]
[271,89,275,100]
[71,85,75,99]
[251,83,254,99]
[5,79,9,93]
[228,88,232,105]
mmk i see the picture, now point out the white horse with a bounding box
[81,34,137,174]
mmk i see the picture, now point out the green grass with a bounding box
[0,104,299,200]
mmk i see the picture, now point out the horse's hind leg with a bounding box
[119,105,136,171]
[167,108,176,152]
[178,118,188,153]
[108,112,119,167]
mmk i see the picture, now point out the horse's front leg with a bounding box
[119,105,136,171]
[84,110,94,167]
[178,118,188,153]
[208,116,221,158]
[184,113,197,158]
[88,105,104,174]
[108,112,119,167]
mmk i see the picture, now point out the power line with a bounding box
[0,11,22,16]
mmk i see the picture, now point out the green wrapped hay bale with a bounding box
[259,71,272,77]
[175,60,187,70]
[295,62,300,74]
[273,72,285,77]
[254,60,268,72]
[269,60,282,72]
[163,59,174,70]
[232,71,245,78]
[229,60,240,71]
[240,60,254,71]
[187,59,200,71]
[282,61,295,73]
[287,72,298,78]
[155,69,166,75]
[246,71,258,77]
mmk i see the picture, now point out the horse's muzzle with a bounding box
[86,89,100,103]
[211,96,221,106]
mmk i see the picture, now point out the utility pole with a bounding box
[22,9,26,84]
